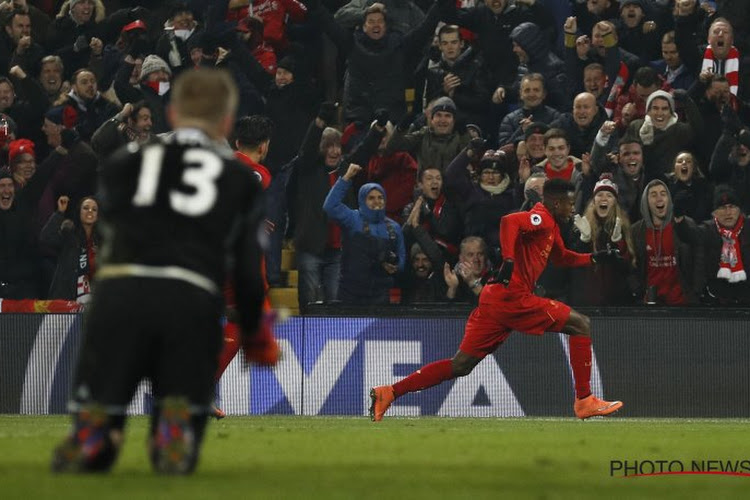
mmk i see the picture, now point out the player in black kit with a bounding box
[52,68,268,474]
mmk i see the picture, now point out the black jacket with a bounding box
[312,2,443,124]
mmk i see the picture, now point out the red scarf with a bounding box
[421,194,458,257]
[702,45,740,96]
[715,215,746,282]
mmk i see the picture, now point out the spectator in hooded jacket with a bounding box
[630,179,697,305]
[352,115,418,224]
[507,21,570,111]
[323,163,406,305]
[453,0,557,93]
[674,185,750,305]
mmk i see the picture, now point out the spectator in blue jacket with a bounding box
[323,163,405,305]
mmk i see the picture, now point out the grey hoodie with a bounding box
[639,179,673,229]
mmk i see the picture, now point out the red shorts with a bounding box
[459,293,571,358]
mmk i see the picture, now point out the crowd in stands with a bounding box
[1,0,750,310]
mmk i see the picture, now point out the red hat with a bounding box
[593,173,618,197]
[8,139,35,165]
[122,19,147,33]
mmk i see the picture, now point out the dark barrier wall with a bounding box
[2,309,749,417]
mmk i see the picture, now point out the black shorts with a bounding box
[73,278,224,414]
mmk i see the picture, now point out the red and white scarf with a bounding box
[604,61,630,118]
[715,215,746,282]
[702,45,740,96]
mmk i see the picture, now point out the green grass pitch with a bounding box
[1,415,749,499]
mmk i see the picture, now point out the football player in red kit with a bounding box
[214,116,280,419]
[370,179,624,420]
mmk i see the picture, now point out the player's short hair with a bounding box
[234,115,274,149]
[171,68,238,124]
[543,178,575,199]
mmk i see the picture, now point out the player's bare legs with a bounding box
[369,350,483,421]
[562,309,623,419]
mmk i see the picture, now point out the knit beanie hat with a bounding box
[713,185,741,210]
[45,105,78,129]
[593,173,619,197]
[646,90,675,113]
[620,0,644,9]
[277,56,296,74]
[524,122,550,140]
[479,149,508,173]
[431,96,456,116]
[8,139,35,165]
[140,55,172,81]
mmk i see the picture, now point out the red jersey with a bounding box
[235,151,272,190]
[645,223,686,305]
[485,203,591,299]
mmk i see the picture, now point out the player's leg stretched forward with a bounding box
[370,350,484,422]
[562,309,623,419]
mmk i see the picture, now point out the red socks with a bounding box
[569,335,592,399]
[392,359,454,398]
[215,322,241,381]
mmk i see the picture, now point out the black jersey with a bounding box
[97,128,265,334]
